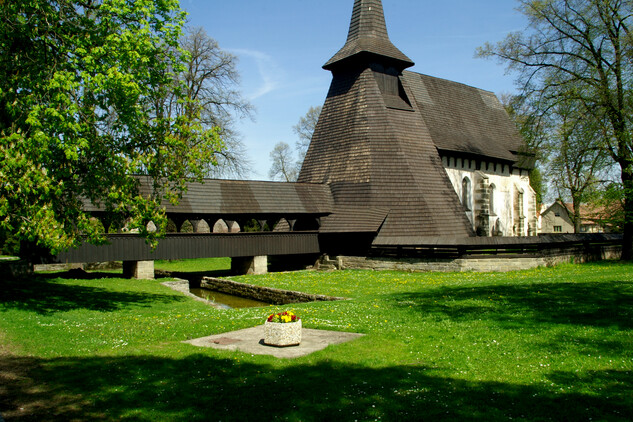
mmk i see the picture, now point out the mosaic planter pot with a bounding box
[264,320,302,347]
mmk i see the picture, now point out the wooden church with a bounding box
[299,0,537,252]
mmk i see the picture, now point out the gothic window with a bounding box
[489,183,496,215]
[462,177,472,211]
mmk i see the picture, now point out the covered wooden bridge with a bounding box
[54,177,386,278]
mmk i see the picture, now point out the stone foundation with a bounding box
[231,256,268,275]
[34,262,122,273]
[336,245,622,273]
[0,259,33,279]
[122,260,155,279]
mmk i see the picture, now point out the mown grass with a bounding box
[154,257,231,273]
[1,260,632,421]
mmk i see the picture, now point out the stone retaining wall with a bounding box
[34,262,122,272]
[0,260,32,279]
[201,277,345,305]
[336,244,622,273]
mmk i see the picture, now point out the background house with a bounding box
[541,201,614,234]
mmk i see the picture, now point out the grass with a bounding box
[1,260,632,421]
[154,257,231,273]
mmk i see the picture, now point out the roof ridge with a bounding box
[402,70,498,95]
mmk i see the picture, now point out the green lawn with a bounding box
[154,257,231,273]
[1,261,632,421]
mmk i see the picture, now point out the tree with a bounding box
[178,27,253,179]
[478,0,633,259]
[268,142,298,182]
[268,106,321,182]
[293,105,321,165]
[548,101,612,232]
[0,0,223,258]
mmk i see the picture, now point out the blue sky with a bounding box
[182,0,528,180]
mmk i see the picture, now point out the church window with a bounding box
[489,184,496,215]
[462,177,472,211]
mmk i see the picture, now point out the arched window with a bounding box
[489,183,496,215]
[462,177,472,211]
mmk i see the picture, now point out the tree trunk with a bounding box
[572,199,582,234]
[621,168,633,260]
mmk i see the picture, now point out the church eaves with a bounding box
[323,0,414,71]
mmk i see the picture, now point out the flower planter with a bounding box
[264,320,302,347]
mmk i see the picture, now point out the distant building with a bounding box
[541,201,615,234]
[299,0,538,249]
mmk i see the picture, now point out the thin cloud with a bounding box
[230,48,283,101]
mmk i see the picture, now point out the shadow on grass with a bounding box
[388,281,633,330]
[1,353,630,421]
[0,276,185,315]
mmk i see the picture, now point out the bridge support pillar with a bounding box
[123,260,155,280]
[231,256,268,275]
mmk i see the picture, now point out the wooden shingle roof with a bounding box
[402,72,526,164]
[85,178,334,217]
[319,206,389,233]
[324,0,413,71]
[298,65,475,240]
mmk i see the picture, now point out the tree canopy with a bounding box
[0,0,223,257]
[293,105,321,165]
[177,27,253,179]
[479,0,633,258]
[268,142,298,182]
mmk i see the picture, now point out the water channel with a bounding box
[189,287,270,309]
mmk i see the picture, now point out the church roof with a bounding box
[402,72,527,164]
[324,0,413,71]
[298,66,476,240]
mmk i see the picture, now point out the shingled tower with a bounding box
[298,0,475,244]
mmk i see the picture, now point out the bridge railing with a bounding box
[54,232,321,264]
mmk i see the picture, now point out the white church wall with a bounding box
[442,157,536,236]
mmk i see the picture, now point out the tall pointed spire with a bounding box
[323,0,414,71]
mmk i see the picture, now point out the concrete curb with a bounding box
[184,326,365,359]
[161,280,230,309]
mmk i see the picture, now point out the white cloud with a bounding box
[230,48,283,101]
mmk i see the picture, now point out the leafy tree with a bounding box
[0,0,223,258]
[268,142,298,182]
[479,0,633,259]
[548,101,612,232]
[594,182,626,232]
[293,105,321,165]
